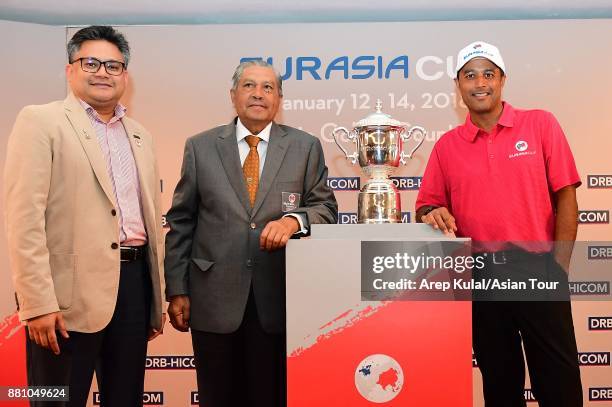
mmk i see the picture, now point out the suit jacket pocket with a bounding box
[191,258,215,272]
[49,254,76,310]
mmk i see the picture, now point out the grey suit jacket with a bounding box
[164,120,337,334]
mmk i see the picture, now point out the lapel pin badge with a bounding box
[133,134,142,146]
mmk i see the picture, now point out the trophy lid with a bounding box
[355,99,402,127]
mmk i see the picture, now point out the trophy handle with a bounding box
[399,125,426,164]
[332,126,358,165]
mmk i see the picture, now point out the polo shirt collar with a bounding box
[460,101,515,142]
[498,102,515,128]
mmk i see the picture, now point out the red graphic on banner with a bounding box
[377,367,399,391]
[318,309,352,330]
[291,303,391,357]
[288,301,472,406]
[1,312,28,406]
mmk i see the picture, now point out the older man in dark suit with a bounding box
[164,60,337,407]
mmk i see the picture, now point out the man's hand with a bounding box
[553,256,570,275]
[26,312,69,355]
[420,207,457,237]
[168,295,190,332]
[260,217,299,251]
[553,240,574,275]
[148,313,167,341]
[552,185,578,276]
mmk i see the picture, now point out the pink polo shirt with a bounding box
[416,102,581,250]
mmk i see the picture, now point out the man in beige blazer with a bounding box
[4,26,164,406]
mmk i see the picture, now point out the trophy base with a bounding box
[357,178,402,224]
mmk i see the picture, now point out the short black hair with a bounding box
[67,26,130,66]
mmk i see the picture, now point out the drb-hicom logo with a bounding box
[94,392,163,405]
[146,356,195,369]
[590,388,612,401]
[588,246,612,260]
[589,317,612,330]
[578,352,611,366]
[515,140,528,152]
[587,175,612,189]
[569,281,610,296]
[338,212,410,224]
[327,177,360,191]
[524,389,537,402]
[355,354,404,403]
[338,212,358,224]
[578,210,609,224]
[390,177,422,191]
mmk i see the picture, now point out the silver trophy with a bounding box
[332,100,426,223]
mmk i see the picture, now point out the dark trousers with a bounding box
[191,288,286,407]
[26,257,152,407]
[472,255,582,407]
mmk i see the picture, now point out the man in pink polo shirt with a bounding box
[416,41,582,406]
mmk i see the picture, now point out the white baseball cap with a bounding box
[455,41,506,77]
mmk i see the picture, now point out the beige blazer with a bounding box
[4,93,164,333]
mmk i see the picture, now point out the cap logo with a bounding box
[456,41,505,76]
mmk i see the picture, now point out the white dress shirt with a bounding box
[236,118,307,234]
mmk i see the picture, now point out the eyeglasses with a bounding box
[70,57,126,76]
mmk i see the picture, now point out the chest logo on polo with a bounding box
[515,140,528,151]
[509,139,536,159]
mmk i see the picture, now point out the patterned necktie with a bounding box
[243,135,261,207]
